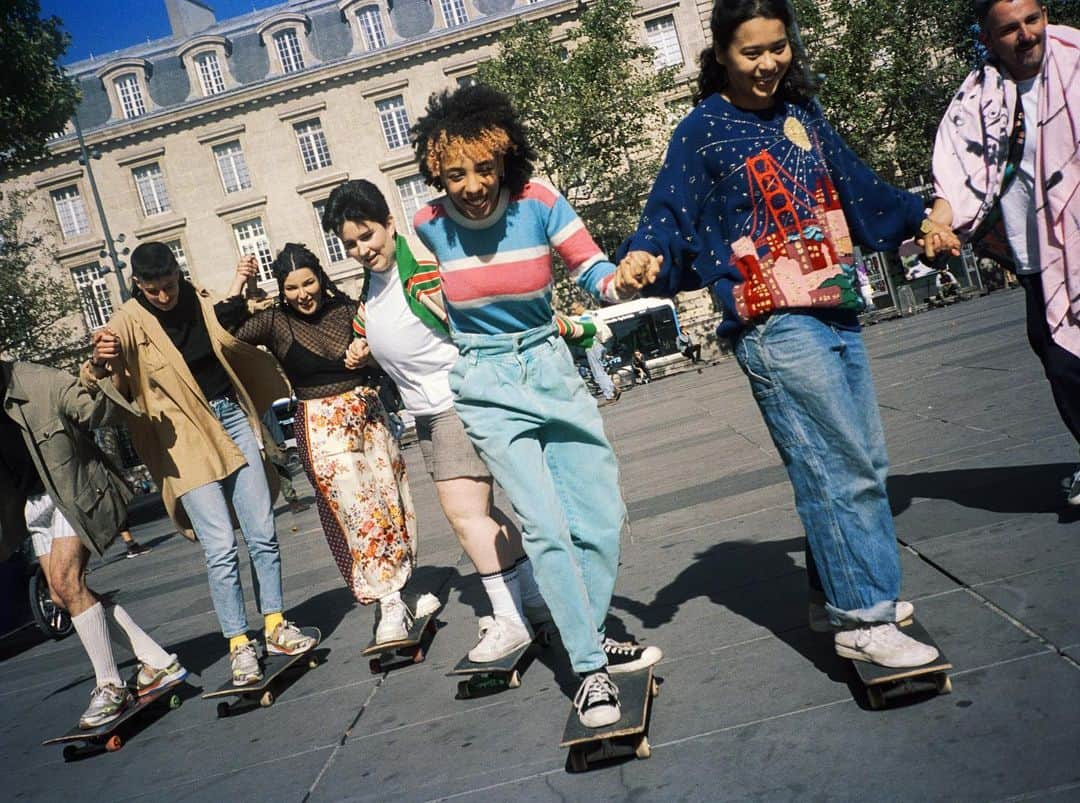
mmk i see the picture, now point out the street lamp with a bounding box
[74,113,130,301]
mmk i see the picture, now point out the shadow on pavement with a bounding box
[888,463,1080,523]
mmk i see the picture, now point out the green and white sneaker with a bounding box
[136,656,188,696]
[266,620,316,656]
[79,683,133,729]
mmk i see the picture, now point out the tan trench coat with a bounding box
[0,361,138,560]
[80,287,290,540]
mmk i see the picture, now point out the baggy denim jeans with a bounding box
[449,324,625,673]
[734,313,900,625]
[180,397,283,638]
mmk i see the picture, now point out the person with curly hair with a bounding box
[617,0,960,669]
[222,244,434,646]
[411,84,662,729]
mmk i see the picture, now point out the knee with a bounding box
[48,571,84,608]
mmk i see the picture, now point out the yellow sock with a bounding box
[229,634,250,653]
[264,612,284,638]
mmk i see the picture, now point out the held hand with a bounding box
[91,327,122,366]
[615,251,663,299]
[228,255,259,297]
[918,221,962,261]
[344,338,371,370]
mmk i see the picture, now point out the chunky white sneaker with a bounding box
[574,671,621,728]
[413,592,441,618]
[230,641,263,686]
[375,596,412,644]
[136,656,188,696]
[835,623,939,668]
[79,683,133,729]
[468,615,532,663]
[809,599,915,633]
[1067,468,1080,506]
[601,638,663,674]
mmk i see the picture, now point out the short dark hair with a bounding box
[321,179,391,236]
[975,0,1045,22]
[411,84,536,195]
[130,241,179,281]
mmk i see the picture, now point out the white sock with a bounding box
[71,603,123,688]
[514,557,545,608]
[112,604,174,669]
[480,566,526,625]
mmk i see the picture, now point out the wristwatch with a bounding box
[919,218,936,235]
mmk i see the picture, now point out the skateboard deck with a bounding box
[848,619,952,709]
[362,611,437,674]
[449,625,551,699]
[561,667,659,772]
[43,674,188,761]
[202,627,321,717]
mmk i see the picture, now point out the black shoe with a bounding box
[125,542,151,558]
[602,637,663,674]
[574,670,620,728]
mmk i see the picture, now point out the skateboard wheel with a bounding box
[260,691,275,707]
[937,675,952,695]
[217,702,230,719]
[568,748,588,773]
[635,736,652,759]
[169,695,182,709]
[106,734,122,752]
[62,745,78,762]
[867,686,885,710]
[508,670,521,689]
[650,679,660,698]
[369,658,381,674]
[457,680,471,699]
[308,657,319,669]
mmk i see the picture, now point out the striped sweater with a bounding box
[413,179,620,336]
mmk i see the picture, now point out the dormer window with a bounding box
[257,13,317,77]
[195,52,226,95]
[340,1,389,53]
[177,36,236,100]
[96,58,155,122]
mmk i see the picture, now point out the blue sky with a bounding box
[41,0,284,64]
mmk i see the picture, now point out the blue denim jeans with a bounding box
[180,398,283,638]
[734,313,900,625]
[449,324,625,673]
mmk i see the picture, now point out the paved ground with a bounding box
[2,289,1078,802]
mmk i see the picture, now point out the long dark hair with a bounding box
[270,243,346,310]
[694,0,818,106]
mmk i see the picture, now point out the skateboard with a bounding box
[449,621,551,699]
[847,619,953,709]
[42,674,187,761]
[202,627,321,718]
[561,667,660,773]
[362,610,438,674]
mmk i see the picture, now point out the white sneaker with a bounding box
[468,615,532,663]
[1067,468,1080,506]
[375,596,412,644]
[573,671,621,728]
[835,623,939,668]
[414,592,441,618]
[809,599,915,633]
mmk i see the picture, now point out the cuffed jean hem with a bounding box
[826,598,898,627]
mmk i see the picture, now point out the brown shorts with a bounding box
[414,407,491,481]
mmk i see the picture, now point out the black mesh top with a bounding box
[227,296,382,401]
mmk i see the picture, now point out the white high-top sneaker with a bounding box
[467,615,532,663]
[375,596,412,644]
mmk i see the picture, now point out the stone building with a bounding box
[4,0,711,336]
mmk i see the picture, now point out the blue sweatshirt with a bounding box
[619,94,924,338]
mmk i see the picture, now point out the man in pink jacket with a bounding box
[930,0,1080,505]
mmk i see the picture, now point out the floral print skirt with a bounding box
[294,387,416,603]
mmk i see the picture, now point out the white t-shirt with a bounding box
[1000,74,1041,274]
[362,265,459,417]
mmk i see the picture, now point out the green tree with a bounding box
[478,0,677,307]
[0,190,85,368]
[0,0,80,174]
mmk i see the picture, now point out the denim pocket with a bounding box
[734,333,777,398]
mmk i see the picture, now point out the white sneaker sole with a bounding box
[137,666,189,697]
[579,706,621,728]
[834,643,939,668]
[606,645,663,674]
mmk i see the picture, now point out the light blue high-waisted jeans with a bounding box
[449,323,625,673]
[734,312,901,626]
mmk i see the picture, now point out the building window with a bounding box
[294,119,333,172]
[166,239,191,280]
[213,140,252,194]
[71,263,114,330]
[274,29,305,74]
[645,16,683,69]
[232,218,274,282]
[456,74,478,89]
[115,74,147,119]
[313,202,347,264]
[195,52,226,96]
[356,6,387,50]
[50,186,90,239]
[133,163,171,217]
[376,95,411,150]
[396,174,434,235]
[439,0,468,28]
